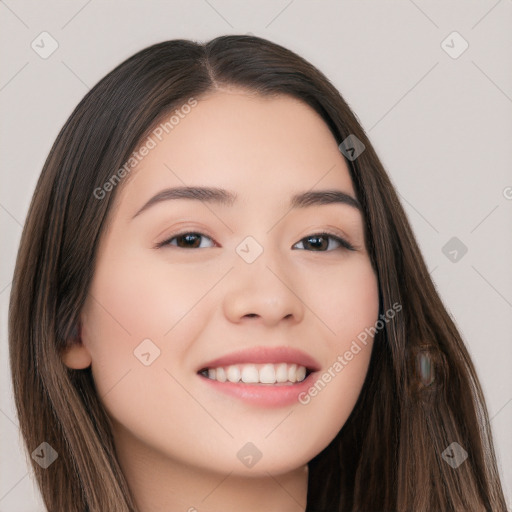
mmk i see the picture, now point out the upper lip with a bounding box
[197,346,321,372]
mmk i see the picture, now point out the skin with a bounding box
[62,87,380,512]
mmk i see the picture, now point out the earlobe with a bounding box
[61,344,92,369]
[61,322,92,369]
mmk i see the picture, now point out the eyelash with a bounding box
[155,230,356,252]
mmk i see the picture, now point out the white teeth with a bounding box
[216,367,227,382]
[241,365,259,383]
[275,363,289,383]
[202,363,309,384]
[259,364,276,384]
[227,366,241,383]
[288,364,297,383]
[296,365,306,382]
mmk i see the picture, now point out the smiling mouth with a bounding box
[198,362,313,385]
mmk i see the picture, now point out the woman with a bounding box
[8,34,507,511]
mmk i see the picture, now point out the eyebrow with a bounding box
[131,186,361,219]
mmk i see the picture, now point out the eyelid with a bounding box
[294,223,357,250]
[153,228,218,249]
[294,229,357,251]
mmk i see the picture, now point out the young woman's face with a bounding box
[64,88,379,476]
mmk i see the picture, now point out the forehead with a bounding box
[115,89,355,216]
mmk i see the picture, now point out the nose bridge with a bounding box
[222,233,305,325]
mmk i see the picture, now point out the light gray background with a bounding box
[1,1,511,510]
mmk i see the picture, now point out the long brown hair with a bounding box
[9,35,507,511]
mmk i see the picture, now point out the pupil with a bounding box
[180,234,200,248]
[308,235,326,250]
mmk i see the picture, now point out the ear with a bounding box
[61,322,92,370]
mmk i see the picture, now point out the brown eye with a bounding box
[293,233,355,252]
[158,232,216,249]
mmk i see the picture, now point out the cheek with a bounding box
[80,253,218,462]
[272,257,379,456]
[303,256,380,346]
[83,248,221,353]
[80,248,223,417]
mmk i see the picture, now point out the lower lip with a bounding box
[198,372,317,408]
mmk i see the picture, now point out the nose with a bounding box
[222,249,305,327]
